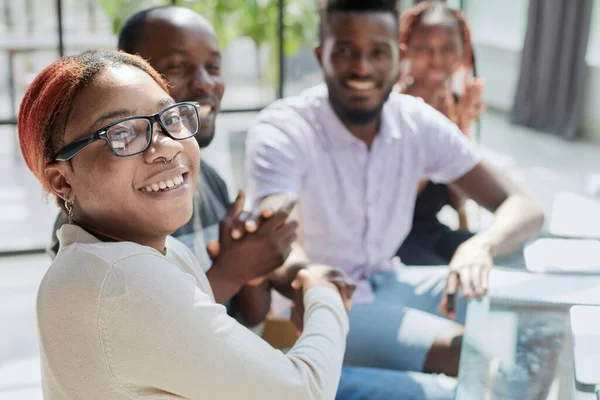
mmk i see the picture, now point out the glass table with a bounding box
[456,297,595,400]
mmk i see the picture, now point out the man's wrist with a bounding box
[267,262,307,286]
[242,277,271,290]
[266,262,309,300]
[207,261,245,295]
[468,232,499,257]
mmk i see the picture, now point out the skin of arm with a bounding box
[449,161,544,258]
[211,194,308,326]
[225,193,355,327]
[441,162,544,315]
[234,280,273,327]
[448,186,469,231]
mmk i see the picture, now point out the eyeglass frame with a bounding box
[53,101,201,162]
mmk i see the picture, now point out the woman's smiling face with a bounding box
[49,64,200,243]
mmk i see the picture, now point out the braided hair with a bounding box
[399,1,476,83]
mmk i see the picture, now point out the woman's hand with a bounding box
[442,77,486,136]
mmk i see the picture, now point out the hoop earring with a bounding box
[64,199,74,224]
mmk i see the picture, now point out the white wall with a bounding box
[466,0,600,142]
[582,0,600,141]
[474,43,522,112]
[465,0,526,112]
[582,67,600,141]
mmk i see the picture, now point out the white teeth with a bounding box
[346,80,376,90]
[143,174,185,193]
[199,105,213,118]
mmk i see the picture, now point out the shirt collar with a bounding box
[57,224,167,255]
[316,86,402,149]
[57,224,101,248]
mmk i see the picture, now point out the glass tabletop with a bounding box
[456,297,577,400]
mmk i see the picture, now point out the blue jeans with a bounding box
[336,366,456,400]
[344,267,468,372]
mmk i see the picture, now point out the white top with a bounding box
[37,224,348,399]
[245,84,480,304]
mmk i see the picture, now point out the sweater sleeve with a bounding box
[98,253,348,400]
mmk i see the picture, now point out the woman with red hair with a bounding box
[19,49,349,399]
[396,1,486,266]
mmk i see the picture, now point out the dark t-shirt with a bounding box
[411,182,452,230]
[176,159,230,247]
[410,92,461,232]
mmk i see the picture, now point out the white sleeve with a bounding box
[416,100,481,184]
[245,106,311,206]
[98,254,348,400]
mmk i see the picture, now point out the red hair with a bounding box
[399,1,474,82]
[18,50,168,198]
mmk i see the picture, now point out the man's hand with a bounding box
[288,264,356,333]
[205,190,298,303]
[439,236,494,319]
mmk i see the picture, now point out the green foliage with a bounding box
[99,0,318,90]
[183,0,317,56]
[99,0,172,34]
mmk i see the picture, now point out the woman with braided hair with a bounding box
[396,0,487,266]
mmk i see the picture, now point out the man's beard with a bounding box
[195,128,216,149]
[326,78,395,125]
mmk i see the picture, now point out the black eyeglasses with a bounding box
[53,101,201,161]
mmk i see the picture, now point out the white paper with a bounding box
[525,238,600,274]
[570,306,600,385]
[549,192,600,239]
[488,268,600,308]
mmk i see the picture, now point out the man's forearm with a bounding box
[473,194,544,257]
[206,267,244,304]
[268,243,309,299]
[236,280,272,327]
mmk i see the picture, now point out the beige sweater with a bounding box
[38,225,348,399]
